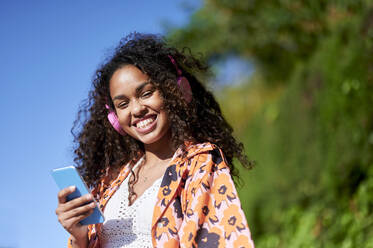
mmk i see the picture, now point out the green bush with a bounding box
[233,9,373,247]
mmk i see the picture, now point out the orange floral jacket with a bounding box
[68,142,254,248]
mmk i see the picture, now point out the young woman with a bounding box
[55,33,254,248]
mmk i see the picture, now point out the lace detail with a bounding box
[100,158,162,248]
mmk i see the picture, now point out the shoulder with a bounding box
[183,142,229,174]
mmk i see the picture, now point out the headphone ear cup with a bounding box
[177,76,192,103]
[105,105,126,136]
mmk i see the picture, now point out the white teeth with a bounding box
[137,118,155,129]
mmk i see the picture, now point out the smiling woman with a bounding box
[54,32,255,248]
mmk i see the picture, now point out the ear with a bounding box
[105,104,127,136]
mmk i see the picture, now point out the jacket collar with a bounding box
[151,142,215,228]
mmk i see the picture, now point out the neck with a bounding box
[143,130,176,165]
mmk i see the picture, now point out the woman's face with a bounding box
[109,65,171,145]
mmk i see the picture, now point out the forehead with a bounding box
[109,65,150,97]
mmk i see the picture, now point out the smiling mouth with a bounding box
[134,115,157,134]
[137,116,156,128]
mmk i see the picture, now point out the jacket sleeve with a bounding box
[67,237,73,248]
[179,147,255,248]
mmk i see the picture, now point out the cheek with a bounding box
[157,101,168,119]
[116,110,130,125]
[155,99,170,126]
[160,110,171,130]
[152,91,166,109]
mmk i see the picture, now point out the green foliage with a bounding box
[169,0,370,83]
[168,0,373,246]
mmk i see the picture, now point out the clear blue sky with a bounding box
[0,1,200,247]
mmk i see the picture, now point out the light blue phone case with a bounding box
[51,166,104,225]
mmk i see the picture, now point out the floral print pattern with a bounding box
[67,142,254,248]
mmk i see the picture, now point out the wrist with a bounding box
[70,233,88,248]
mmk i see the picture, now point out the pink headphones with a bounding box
[106,56,192,135]
[167,55,193,103]
[105,104,127,135]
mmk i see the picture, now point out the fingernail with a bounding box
[90,202,96,208]
[69,186,76,191]
[86,194,93,200]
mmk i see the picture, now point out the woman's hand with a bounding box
[55,186,96,248]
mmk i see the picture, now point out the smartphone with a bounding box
[51,166,105,225]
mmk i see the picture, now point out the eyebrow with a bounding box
[112,81,151,101]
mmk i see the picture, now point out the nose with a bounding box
[130,99,147,117]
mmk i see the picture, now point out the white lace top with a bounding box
[100,158,162,248]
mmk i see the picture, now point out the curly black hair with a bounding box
[72,33,252,190]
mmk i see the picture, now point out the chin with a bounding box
[140,133,165,145]
[137,128,171,146]
[139,137,159,145]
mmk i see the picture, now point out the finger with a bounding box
[65,208,94,228]
[64,202,96,220]
[63,194,94,211]
[58,202,94,223]
[58,193,93,214]
[57,186,76,204]
[60,208,93,232]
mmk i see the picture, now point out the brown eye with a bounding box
[117,101,129,108]
[141,90,153,98]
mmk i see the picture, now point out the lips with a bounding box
[133,114,158,135]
